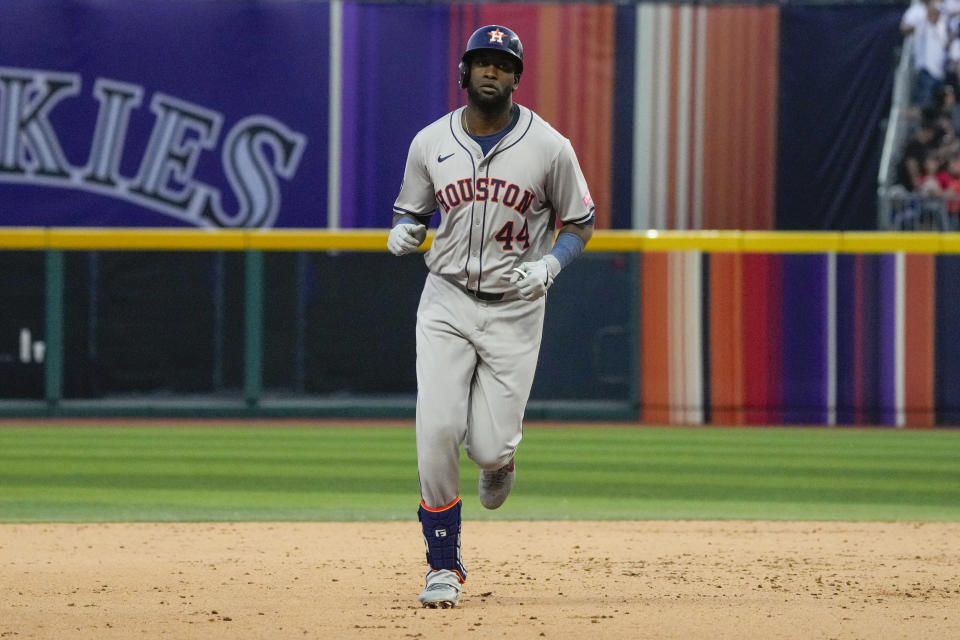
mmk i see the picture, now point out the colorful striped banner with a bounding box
[640,250,947,427]
[631,4,779,231]
[333,3,779,231]
[639,251,704,424]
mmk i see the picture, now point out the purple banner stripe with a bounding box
[338,3,451,229]
[781,254,829,424]
[877,254,898,425]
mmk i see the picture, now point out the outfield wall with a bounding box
[639,251,957,427]
[0,230,957,427]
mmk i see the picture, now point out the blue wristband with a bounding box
[393,217,419,228]
[549,232,585,269]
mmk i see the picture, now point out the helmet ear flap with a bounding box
[458,59,469,89]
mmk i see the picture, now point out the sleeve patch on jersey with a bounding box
[582,188,593,209]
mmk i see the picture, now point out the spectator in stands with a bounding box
[898,117,940,189]
[939,155,960,212]
[918,154,945,194]
[945,16,960,121]
[927,94,960,161]
[931,83,960,133]
[902,0,949,110]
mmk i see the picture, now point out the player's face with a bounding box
[466,51,519,111]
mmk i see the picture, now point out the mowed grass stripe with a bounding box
[0,426,419,522]
[0,425,957,523]
[0,427,417,502]
[519,428,960,509]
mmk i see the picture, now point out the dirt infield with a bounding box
[1,521,958,639]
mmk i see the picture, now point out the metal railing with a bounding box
[877,34,920,230]
[879,186,960,230]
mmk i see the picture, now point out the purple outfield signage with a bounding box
[0,1,329,228]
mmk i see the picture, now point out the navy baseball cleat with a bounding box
[478,460,515,509]
[418,569,462,608]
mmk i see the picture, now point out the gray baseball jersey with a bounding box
[393,104,595,293]
[394,103,594,509]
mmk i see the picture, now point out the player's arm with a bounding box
[389,136,434,256]
[392,210,433,230]
[556,220,593,244]
[550,219,593,267]
[510,143,594,300]
[517,219,592,292]
[540,139,595,273]
[388,214,429,256]
[511,220,592,300]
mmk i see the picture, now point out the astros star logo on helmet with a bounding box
[488,28,506,44]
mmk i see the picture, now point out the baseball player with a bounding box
[388,25,594,608]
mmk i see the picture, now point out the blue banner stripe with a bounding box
[781,254,830,423]
[935,256,960,424]
[611,3,635,230]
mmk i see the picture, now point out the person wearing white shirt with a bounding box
[903,0,950,108]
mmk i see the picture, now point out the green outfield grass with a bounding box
[0,424,958,523]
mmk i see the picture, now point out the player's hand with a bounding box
[387,222,427,256]
[509,255,561,301]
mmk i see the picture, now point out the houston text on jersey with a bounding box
[434,177,534,215]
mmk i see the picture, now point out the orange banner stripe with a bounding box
[709,253,745,424]
[641,253,672,423]
[700,7,778,230]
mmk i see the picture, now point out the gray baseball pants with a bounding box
[415,272,545,508]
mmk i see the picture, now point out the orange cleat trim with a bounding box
[420,496,462,512]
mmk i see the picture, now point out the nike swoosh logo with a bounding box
[438,153,455,163]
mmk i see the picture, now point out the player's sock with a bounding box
[418,497,466,582]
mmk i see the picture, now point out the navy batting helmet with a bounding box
[458,25,524,89]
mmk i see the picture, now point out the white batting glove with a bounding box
[387,222,426,256]
[509,255,561,301]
